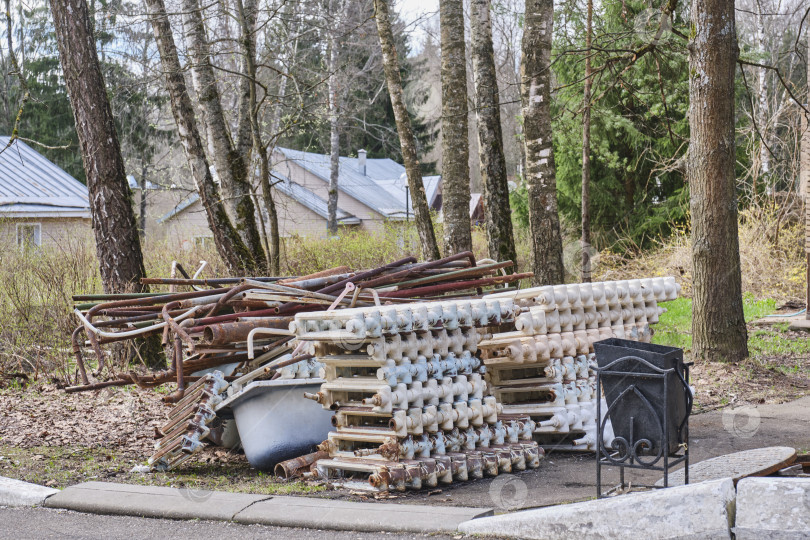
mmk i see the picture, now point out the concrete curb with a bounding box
[43,481,493,534]
[235,495,492,533]
[0,476,60,507]
[458,478,737,540]
[735,477,810,539]
[44,481,270,522]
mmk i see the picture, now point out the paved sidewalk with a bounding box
[43,481,493,534]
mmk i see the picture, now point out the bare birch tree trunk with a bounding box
[235,0,281,274]
[805,25,810,319]
[145,0,257,273]
[373,0,440,261]
[580,0,593,282]
[688,0,748,361]
[470,0,517,265]
[755,0,770,183]
[181,0,265,268]
[520,0,564,285]
[326,0,341,235]
[50,0,146,294]
[440,0,473,255]
[139,163,148,237]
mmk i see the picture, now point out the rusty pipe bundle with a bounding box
[68,254,531,399]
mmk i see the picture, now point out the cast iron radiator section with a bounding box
[479,277,680,451]
[293,298,543,491]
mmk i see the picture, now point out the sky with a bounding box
[395,0,440,52]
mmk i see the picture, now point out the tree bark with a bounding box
[139,163,148,237]
[373,0,440,261]
[50,0,146,294]
[754,0,769,182]
[440,0,472,255]
[580,0,593,282]
[470,0,517,265]
[804,25,810,293]
[688,0,748,361]
[326,17,341,236]
[145,0,256,273]
[181,0,265,268]
[235,0,281,275]
[520,0,564,285]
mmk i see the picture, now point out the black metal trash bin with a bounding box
[594,338,692,456]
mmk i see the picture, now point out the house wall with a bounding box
[272,152,389,232]
[133,188,198,240]
[273,191,333,237]
[0,217,92,249]
[159,189,350,250]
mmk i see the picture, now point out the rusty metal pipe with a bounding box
[317,256,418,296]
[355,252,477,290]
[198,318,294,345]
[161,301,198,351]
[387,261,514,291]
[140,277,290,286]
[274,451,329,478]
[202,284,254,318]
[279,266,350,284]
[378,272,533,298]
[71,326,90,385]
[279,272,354,290]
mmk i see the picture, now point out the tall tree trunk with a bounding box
[373,0,440,261]
[145,0,256,273]
[268,1,298,146]
[235,0,281,275]
[754,0,769,184]
[50,0,146,294]
[139,162,148,237]
[325,2,341,237]
[520,0,564,285]
[802,25,809,320]
[258,154,281,274]
[181,0,265,269]
[326,34,340,235]
[580,0,593,282]
[470,0,517,265]
[440,0,472,255]
[688,0,748,361]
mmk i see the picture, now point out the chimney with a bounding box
[358,149,367,176]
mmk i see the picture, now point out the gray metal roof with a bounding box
[276,147,440,219]
[272,173,360,225]
[0,137,90,217]
[157,176,360,226]
[157,192,200,224]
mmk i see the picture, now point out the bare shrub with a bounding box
[595,208,805,302]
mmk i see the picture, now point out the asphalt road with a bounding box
[0,507,465,540]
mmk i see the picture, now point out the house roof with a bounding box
[276,147,439,219]
[157,192,200,224]
[0,137,90,218]
[272,173,360,225]
[157,176,360,226]
[127,175,158,190]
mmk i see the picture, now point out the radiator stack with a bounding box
[292,299,543,491]
[479,278,679,451]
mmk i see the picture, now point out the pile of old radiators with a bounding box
[479,277,680,451]
[66,254,528,468]
[292,298,543,491]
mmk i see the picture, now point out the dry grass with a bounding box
[595,208,806,302]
